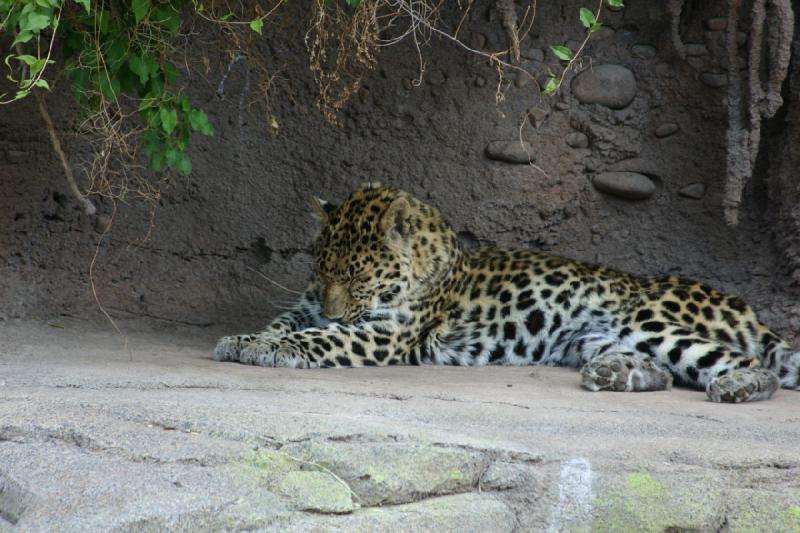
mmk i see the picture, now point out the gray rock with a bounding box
[521,47,544,62]
[480,461,526,490]
[655,63,675,79]
[679,183,706,199]
[470,32,487,49]
[700,72,727,88]
[571,65,637,109]
[654,123,679,138]
[281,440,484,507]
[485,141,535,164]
[738,31,748,47]
[278,471,355,513]
[555,101,570,111]
[705,17,728,31]
[592,172,655,200]
[686,57,706,71]
[686,43,709,56]
[594,26,615,40]
[528,107,549,128]
[283,494,517,533]
[474,76,486,88]
[94,214,112,234]
[631,44,657,60]
[427,70,447,86]
[566,132,589,148]
[6,150,27,164]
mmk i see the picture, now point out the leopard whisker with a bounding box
[246,266,304,295]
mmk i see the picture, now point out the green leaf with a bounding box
[33,78,50,89]
[550,45,572,61]
[579,7,596,28]
[165,146,179,166]
[607,0,623,7]
[153,4,180,33]
[162,62,178,84]
[249,17,263,34]
[14,90,28,100]
[97,8,109,31]
[141,132,160,159]
[29,58,48,76]
[69,66,89,98]
[188,108,213,135]
[132,0,151,23]
[590,22,602,33]
[150,149,165,171]
[73,0,90,15]
[159,106,177,134]
[542,77,557,96]
[105,34,129,72]
[20,2,35,17]
[175,152,192,176]
[14,54,39,67]
[98,74,120,99]
[128,53,149,84]
[345,0,360,7]
[20,12,51,32]
[11,31,33,45]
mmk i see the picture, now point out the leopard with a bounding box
[214,182,800,403]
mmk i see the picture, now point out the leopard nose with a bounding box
[322,306,344,320]
[322,283,347,320]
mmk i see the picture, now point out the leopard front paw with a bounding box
[581,353,672,392]
[239,339,316,368]
[706,368,779,403]
[213,334,256,362]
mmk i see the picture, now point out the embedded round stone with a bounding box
[485,141,535,164]
[566,132,589,148]
[701,73,727,88]
[631,44,657,59]
[594,26,615,40]
[521,46,544,61]
[679,183,706,199]
[571,64,637,109]
[592,172,655,200]
[655,123,679,138]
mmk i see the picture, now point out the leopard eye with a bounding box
[378,284,401,304]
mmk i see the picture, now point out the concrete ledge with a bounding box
[1,319,799,531]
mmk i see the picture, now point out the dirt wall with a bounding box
[1,1,799,341]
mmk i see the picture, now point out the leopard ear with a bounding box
[381,196,412,241]
[310,196,337,222]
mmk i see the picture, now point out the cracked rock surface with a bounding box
[1,318,799,532]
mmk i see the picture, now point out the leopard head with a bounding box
[311,182,458,322]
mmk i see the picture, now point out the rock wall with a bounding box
[1,0,799,339]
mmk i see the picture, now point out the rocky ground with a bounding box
[1,318,799,532]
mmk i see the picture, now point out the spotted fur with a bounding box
[214,183,800,403]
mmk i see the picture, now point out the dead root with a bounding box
[496,0,520,64]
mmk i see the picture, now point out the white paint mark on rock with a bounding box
[548,458,593,532]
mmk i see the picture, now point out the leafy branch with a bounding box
[543,0,623,96]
